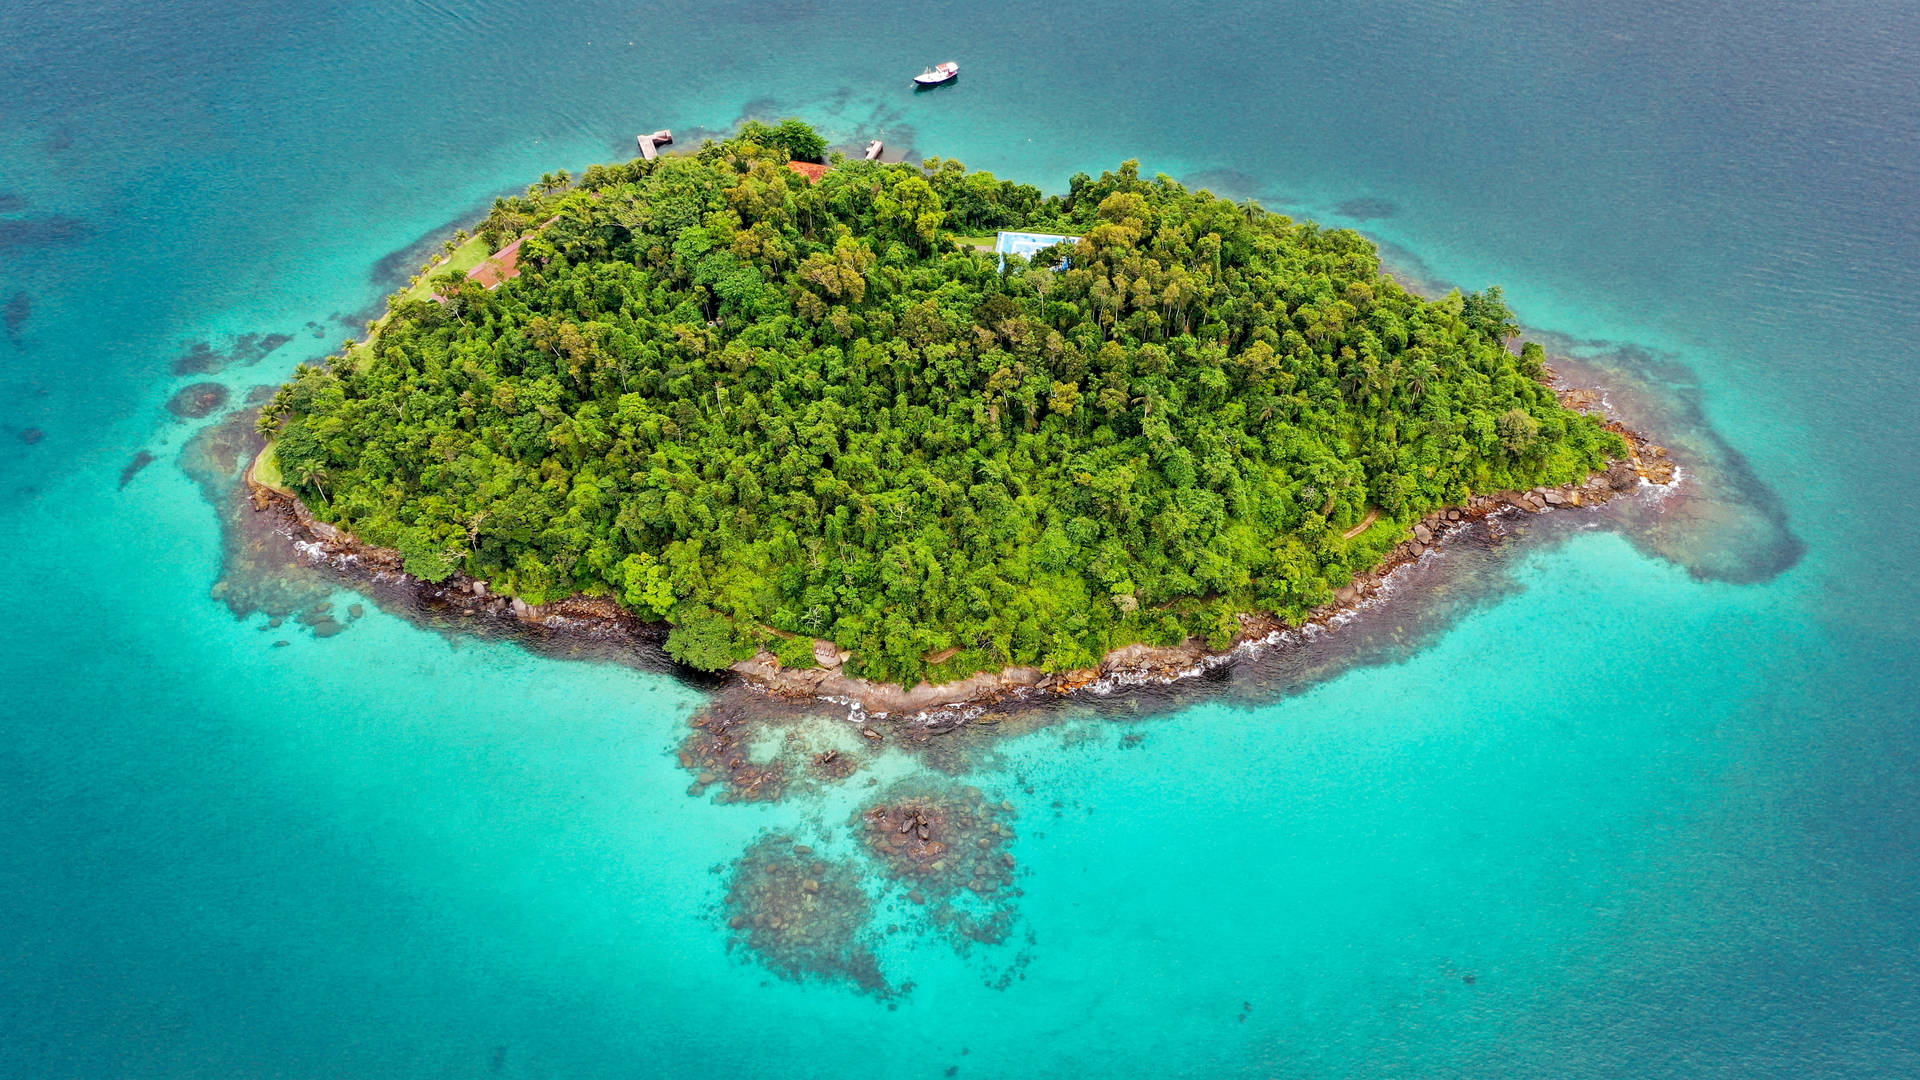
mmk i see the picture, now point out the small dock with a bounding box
[864,139,884,161]
[636,129,673,160]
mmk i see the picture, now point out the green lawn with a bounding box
[250,442,287,492]
[395,232,491,306]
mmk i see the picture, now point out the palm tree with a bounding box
[297,465,330,506]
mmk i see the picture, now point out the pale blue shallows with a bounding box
[2,0,1917,1076]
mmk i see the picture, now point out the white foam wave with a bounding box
[1639,462,1685,504]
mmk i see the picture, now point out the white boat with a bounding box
[913,61,959,87]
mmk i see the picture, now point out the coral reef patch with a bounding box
[166,382,230,419]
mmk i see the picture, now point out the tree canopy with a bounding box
[264,122,1622,684]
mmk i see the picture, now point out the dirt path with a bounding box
[1342,508,1381,540]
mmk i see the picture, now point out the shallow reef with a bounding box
[858,779,1022,951]
[183,408,337,629]
[722,834,893,998]
[198,311,1802,999]
[166,382,230,419]
[715,773,1032,996]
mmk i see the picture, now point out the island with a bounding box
[254,120,1662,711]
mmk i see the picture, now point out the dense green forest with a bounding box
[263,121,1623,684]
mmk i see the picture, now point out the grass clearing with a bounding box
[396,232,491,306]
[250,442,287,492]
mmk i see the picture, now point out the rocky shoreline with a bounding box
[730,413,1673,712]
[246,387,1675,716]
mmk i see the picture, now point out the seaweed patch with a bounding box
[4,292,29,345]
[170,332,295,376]
[0,214,89,250]
[118,451,155,489]
[1335,196,1398,220]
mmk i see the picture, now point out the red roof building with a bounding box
[467,235,527,289]
[466,216,560,290]
[786,160,830,183]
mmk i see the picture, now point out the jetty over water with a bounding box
[636,129,673,160]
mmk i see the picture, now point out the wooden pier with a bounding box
[636,129,673,160]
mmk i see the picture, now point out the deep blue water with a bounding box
[3,1,1917,1076]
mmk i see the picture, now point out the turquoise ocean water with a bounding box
[3,0,1917,1075]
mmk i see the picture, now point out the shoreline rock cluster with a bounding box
[247,407,1674,718]
[248,471,657,641]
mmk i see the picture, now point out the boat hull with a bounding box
[913,63,960,88]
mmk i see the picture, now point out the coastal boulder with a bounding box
[1102,643,1199,673]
